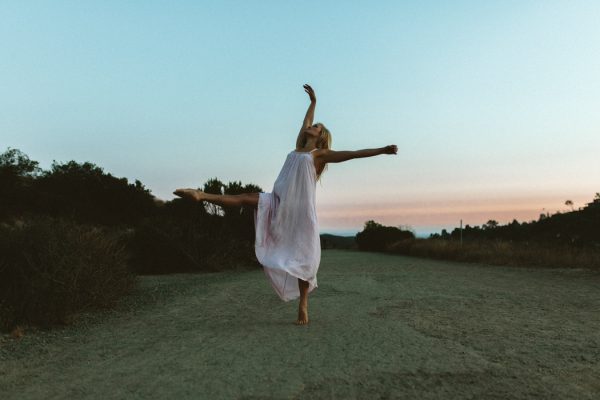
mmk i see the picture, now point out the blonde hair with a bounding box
[315,122,331,181]
[298,122,332,181]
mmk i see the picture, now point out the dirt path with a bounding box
[1,250,599,399]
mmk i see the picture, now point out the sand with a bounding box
[1,250,599,399]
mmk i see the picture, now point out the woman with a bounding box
[174,84,397,325]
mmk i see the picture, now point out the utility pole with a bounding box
[460,219,463,247]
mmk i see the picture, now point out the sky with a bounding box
[2,1,599,236]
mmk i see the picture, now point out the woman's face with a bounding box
[304,123,322,138]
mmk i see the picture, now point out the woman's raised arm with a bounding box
[315,145,397,164]
[296,84,316,147]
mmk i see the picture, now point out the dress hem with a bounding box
[261,266,318,302]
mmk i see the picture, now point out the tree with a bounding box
[0,148,43,219]
[483,220,499,230]
[0,148,41,178]
[35,160,156,226]
[197,178,263,217]
[363,220,384,230]
[565,200,574,211]
[356,220,414,251]
[132,177,263,273]
[202,177,225,216]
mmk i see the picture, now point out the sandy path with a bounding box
[1,250,599,399]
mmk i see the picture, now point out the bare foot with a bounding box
[173,188,204,201]
[295,303,309,325]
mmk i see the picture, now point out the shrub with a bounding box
[355,220,415,252]
[387,238,600,269]
[126,199,260,274]
[0,148,42,221]
[33,160,157,227]
[0,216,136,332]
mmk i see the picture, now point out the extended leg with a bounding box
[295,278,309,325]
[174,188,259,208]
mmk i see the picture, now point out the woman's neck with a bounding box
[300,137,318,150]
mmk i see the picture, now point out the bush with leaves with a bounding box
[127,178,262,274]
[355,220,415,252]
[34,160,157,227]
[0,148,42,220]
[0,216,136,332]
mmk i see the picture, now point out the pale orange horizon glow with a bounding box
[317,193,594,234]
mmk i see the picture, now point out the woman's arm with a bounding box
[296,84,316,147]
[315,145,397,164]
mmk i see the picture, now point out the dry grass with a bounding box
[387,239,600,269]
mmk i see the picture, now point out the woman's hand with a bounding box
[382,145,398,154]
[303,84,316,103]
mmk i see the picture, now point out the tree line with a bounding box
[0,147,261,332]
[429,196,600,247]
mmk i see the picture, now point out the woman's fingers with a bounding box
[303,84,316,101]
[384,145,398,154]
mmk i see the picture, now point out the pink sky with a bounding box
[317,192,594,236]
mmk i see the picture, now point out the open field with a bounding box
[1,250,599,399]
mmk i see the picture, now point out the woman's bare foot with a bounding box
[295,302,309,325]
[173,188,204,201]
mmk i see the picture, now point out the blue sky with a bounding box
[2,1,599,236]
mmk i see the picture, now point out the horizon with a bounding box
[3,1,599,234]
[5,149,594,238]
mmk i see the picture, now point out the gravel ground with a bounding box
[1,250,599,399]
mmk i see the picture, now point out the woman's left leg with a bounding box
[174,188,259,208]
[295,278,309,325]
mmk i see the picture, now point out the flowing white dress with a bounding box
[254,149,321,301]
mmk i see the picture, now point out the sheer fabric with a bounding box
[254,149,320,301]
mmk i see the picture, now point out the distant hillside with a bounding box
[320,234,357,250]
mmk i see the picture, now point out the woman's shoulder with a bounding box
[293,147,327,154]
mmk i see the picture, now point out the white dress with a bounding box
[253,149,321,301]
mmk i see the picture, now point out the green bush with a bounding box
[127,198,260,274]
[0,216,136,332]
[355,220,415,252]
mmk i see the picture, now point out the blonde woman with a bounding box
[174,84,397,325]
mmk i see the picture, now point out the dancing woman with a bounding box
[174,84,397,325]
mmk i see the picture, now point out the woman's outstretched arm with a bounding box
[296,84,316,148]
[315,145,397,164]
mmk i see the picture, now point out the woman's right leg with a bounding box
[295,278,309,325]
[174,189,259,208]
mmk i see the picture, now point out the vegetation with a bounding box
[355,220,415,251]
[0,216,135,331]
[320,234,357,250]
[357,195,600,269]
[0,147,261,332]
[387,239,599,269]
[128,178,261,274]
[429,196,600,248]
[2,145,597,333]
